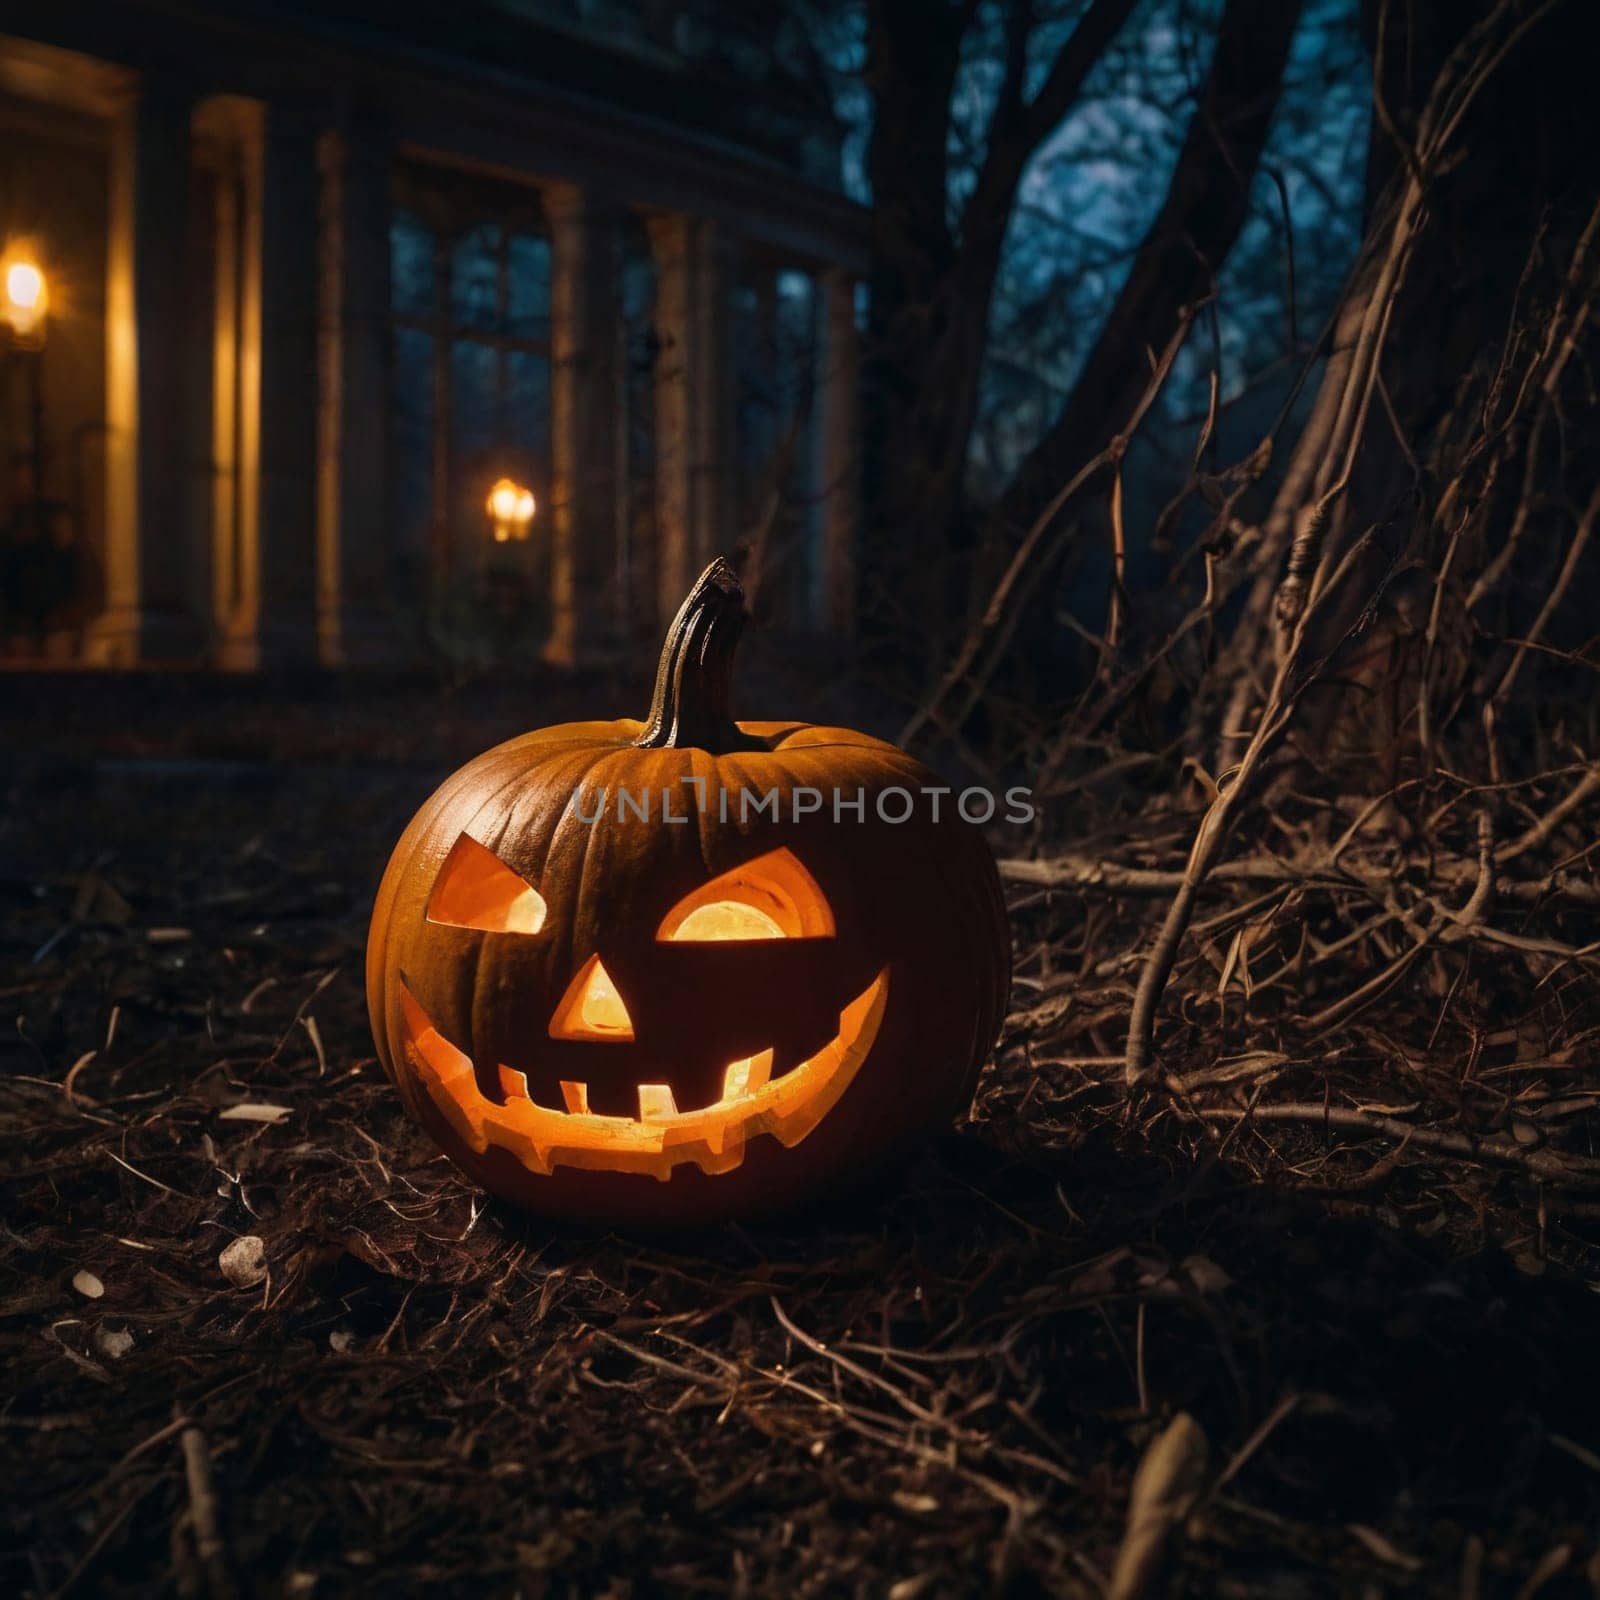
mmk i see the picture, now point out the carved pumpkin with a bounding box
[367,558,1010,1226]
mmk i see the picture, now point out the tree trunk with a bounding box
[858,0,1138,674]
[858,0,965,672]
[996,0,1306,549]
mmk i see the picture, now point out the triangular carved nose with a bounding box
[548,954,635,1042]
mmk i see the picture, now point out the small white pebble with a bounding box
[72,1270,104,1300]
[219,1103,292,1124]
[96,1326,135,1360]
[219,1235,267,1288]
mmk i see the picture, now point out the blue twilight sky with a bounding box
[818,0,1372,496]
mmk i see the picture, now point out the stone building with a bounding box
[0,2,865,667]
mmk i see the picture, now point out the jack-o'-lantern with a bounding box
[367,558,1010,1226]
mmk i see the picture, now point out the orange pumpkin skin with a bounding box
[366,562,1010,1228]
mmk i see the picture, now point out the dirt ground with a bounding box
[4,674,1600,1598]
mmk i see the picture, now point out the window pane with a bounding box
[507,350,551,467]
[506,233,552,341]
[775,269,816,415]
[620,249,654,325]
[733,281,774,478]
[451,339,500,464]
[391,211,435,317]
[451,223,502,333]
[392,327,435,576]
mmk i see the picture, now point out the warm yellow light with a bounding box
[578,959,632,1034]
[488,479,519,521]
[637,1084,679,1121]
[549,955,637,1042]
[653,851,833,942]
[402,969,890,1180]
[721,1049,774,1102]
[1,257,47,344]
[486,476,536,541]
[6,261,43,312]
[668,900,785,942]
[669,902,786,1104]
[426,833,547,933]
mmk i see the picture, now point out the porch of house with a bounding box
[0,9,867,673]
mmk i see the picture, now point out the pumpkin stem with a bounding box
[634,557,767,753]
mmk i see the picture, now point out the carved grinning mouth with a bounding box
[398,971,890,1181]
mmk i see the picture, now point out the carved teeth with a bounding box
[722,1048,774,1101]
[402,969,890,1180]
[637,1084,678,1121]
[506,1050,800,1120]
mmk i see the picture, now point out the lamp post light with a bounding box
[2,260,47,348]
[1,253,48,483]
[486,476,536,543]
[481,476,540,659]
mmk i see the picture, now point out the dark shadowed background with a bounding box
[4,0,1600,1594]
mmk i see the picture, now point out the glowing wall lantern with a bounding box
[366,558,1011,1227]
[486,476,536,542]
[2,251,49,479]
[1,256,48,349]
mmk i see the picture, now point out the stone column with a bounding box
[219,104,321,668]
[646,213,737,628]
[84,77,204,664]
[646,213,694,627]
[207,139,242,635]
[812,267,859,636]
[316,109,395,665]
[545,183,621,666]
[689,218,737,578]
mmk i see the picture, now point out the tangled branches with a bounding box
[923,0,1600,1184]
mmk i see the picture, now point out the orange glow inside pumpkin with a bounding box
[427,834,547,934]
[655,849,834,941]
[670,900,785,941]
[409,840,888,1180]
[577,958,632,1033]
[550,955,636,1041]
[662,898,784,1091]
[400,969,890,1180]
[551,849,829,1045]
[547,898,787,1049]
[547,876,810,1120]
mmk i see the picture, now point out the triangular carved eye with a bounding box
[427,834,547,934]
